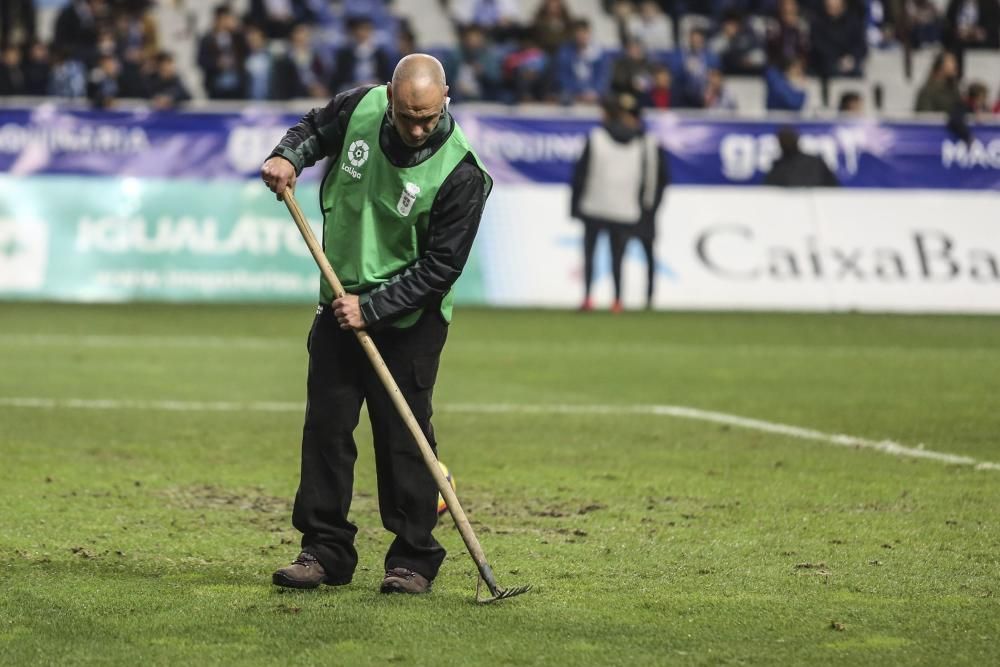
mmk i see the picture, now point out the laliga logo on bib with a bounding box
[397,182,421,217]
[347,139,370,167]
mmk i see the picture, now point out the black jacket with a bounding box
[810,10,867,77]
[269,85,489,329]
[329,46,394,95]
[764,151,840,187]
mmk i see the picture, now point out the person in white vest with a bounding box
[571,93,669,312]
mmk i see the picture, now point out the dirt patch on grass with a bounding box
[160,485,290,514]
[794,561,833,579]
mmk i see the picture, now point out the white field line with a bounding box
[2,334,996,357]
[1,396,997,472]
[0,334,297,349]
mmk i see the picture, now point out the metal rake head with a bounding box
[476,578,532,603]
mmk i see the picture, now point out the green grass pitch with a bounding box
[1,303,998,665]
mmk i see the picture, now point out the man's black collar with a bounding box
[379,109,454,168]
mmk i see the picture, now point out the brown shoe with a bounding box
[380,567,432,594]
[272,552,351,589]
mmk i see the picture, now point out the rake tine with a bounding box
[476,578,532,604]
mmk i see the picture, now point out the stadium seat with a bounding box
[963,50,1000,87]
[393,0,457,47]
[908,49,937,82]
[826,78,871,112]
[726,77,766,113]
[564,0,622,48]
[801,77,825,112]
[678,15,714,49]
[864,49,911,114]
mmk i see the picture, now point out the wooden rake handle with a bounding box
[279,189,505,597]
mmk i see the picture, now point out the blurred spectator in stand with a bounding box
[963,81,991,116]
[644,63,672,108]
[450,24,503,101]
[534,0,573,54]
[396,20,418,60]
[55,0,107,62]
[330,16,393,93]
[914,50,963,111]
[621,0,675,51]
[148,52,191,109]
[765,126,839,186]
[703,68,738,109]
[767,0,810,66]
[502,28,552,102]
[451,0,522,35]
[609,0,634,41]
[673,28,720,107]
[710,10,767,75]
[905,0,944,47]
[944,0,1000,57]
[609,37,655,99]
[1,0,36,51]
[866,0,897,48]
[285,22,327,98]
[88,52,121,108]
[838,89,863,113]
[198,4,248,99]
[0,45,25,96]
[48,47,87,98]
[117,44,151,98]
[765,57,808,110]
[93,26,120,66]
[23,40,51,95]
[114,6,158,63]
[678,0,717,16]
[993,83,1000,112]
[244,23,277,99]
[247,0,315,39]
[556,19,606,104]
[810,0,867,77]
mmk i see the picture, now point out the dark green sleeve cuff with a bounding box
[359,292,381,328]
[269,146,304,175]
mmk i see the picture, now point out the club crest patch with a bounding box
[397,182,421,217]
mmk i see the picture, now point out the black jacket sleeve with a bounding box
[570,139,591,220]
[268,84,375,173]
[358,156,488,329]
[648,147,670,215]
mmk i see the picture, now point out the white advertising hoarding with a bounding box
[479,186,1000,313]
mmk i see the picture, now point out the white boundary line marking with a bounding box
[3,334,996,356]
[1,396,997,472]
[0,334,296,349]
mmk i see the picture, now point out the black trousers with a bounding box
[583,224,655,305]
[293,305,448,581]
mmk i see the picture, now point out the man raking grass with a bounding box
[260,54,527,601]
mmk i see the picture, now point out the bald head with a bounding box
[392,53,447,89]
[387,54,449,148]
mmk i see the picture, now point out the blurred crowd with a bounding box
[0,0,189,108]
[0,0,998,116]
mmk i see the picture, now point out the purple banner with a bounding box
[0,106,321,182]
[455,112,1000,189]
[1,105,998,188]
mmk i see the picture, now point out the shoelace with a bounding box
[292,553,317,567]
[386,568,414,579]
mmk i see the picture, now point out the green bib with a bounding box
[320,85,491,328]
